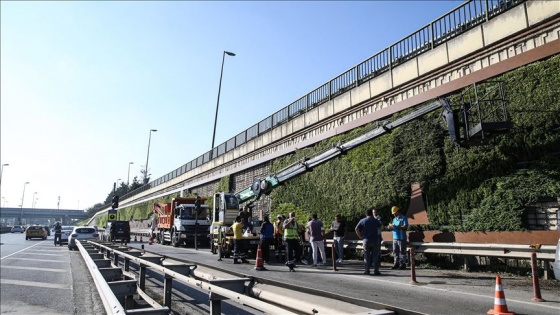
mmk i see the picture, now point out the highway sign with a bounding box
[108,209,117,221]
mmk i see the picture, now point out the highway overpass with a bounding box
[0,207,89,225]
[94,0,560,220]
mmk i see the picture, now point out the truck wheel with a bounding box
[160,231,167,245]
[171,231,179,247]
[211,241,217,254]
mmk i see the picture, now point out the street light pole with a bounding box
[127,162,134,191]
[20,181,29,224]
[211,51,235,159]
[0,163,8,186]
[144,129,157,184]
[0,163,9,204]
[116,178,121,190]
[32,192,37,208]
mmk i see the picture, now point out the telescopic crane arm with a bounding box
[235,98,449,204]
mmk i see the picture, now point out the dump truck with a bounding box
[153,197,211,247]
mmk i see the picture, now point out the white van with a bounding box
[554,238,560,280]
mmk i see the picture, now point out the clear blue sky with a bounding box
[1,1,460,210]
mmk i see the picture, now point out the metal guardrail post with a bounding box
[139,264,146,291]
[124,257,130,272]
[409,247,418,284]
[163,275,173,308]
[113,252,119,267]
[209,292,224,315]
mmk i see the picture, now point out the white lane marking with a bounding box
[3,257,66,263]
[0,265,67,273]
[17,252,61,256]
[0,241,47,260]
[0,279,72,290]
[355,275,560,310]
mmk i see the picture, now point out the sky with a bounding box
[1,1,460,210]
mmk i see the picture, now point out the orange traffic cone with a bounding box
[254,244,266,271]
[488,274,515,315]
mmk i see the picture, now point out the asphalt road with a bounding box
[0,233,104,315]
[128,241,560,315]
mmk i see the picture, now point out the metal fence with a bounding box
[117,0,525,205]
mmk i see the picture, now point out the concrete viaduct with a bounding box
[0,207,88,225]
[94,0,560,221]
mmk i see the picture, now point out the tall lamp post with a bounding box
[0,163,8,186]
[32,192,37,208]
[127,162,134,191]
[144,129,157,184]
[20,181,29,224]
[0,163,9,203]
[211,51,235,159]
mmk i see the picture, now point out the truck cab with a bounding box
[154,197,211,247]
[209,192,261,257]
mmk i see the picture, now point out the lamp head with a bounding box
[225,51,236,56]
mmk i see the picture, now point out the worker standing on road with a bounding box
[283,212,300,272]
[388,206,408,270]
[355,209,382,275]
[232,216,249,264]
[110,222,116,243]
[260,216,274,264]
[330,214,346,264]
[274,215,285,263]
[54,222,62,246]
[307,214,326,267]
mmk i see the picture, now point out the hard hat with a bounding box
[391,206,399,214]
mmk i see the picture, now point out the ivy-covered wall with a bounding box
[268,55,560,231]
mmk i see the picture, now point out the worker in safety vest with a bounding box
[283,212,300,272]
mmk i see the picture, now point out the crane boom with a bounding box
[235,98,448,203]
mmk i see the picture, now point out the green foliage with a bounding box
[270,55,560,231]
[87,56,560,232]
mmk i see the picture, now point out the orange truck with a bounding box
[152,197,211,247]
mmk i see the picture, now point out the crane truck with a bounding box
[153,196,211,247]
[209,82,512,259]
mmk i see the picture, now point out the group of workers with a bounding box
[231,204,409,274]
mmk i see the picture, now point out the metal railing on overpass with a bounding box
[110,0,526,206]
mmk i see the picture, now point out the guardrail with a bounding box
[87,240,298,314]
[326,239,556,261]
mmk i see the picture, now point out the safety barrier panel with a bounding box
[325,240,556,261]
[76,240,170,314]
[87,241,298,315]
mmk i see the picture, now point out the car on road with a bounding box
[554,237,560,281]
[68,226,99,250]
[106,221,131,243]
[26,225,47,240]
[60,226,75,244]
[11,225,24,233]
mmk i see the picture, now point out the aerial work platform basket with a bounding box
[443,81,513,147]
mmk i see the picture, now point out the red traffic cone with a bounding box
[148,236,153,245]
[488,274,515,315]
[254,244,266,271]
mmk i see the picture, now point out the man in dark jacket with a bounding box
[260,216,274,264]
[54,222,62,246]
